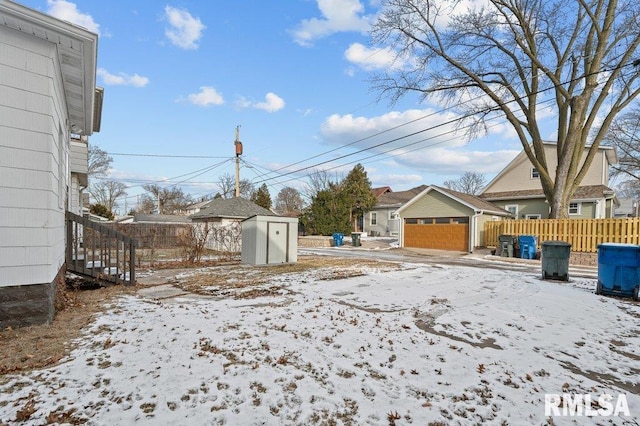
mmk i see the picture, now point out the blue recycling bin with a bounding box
[332,233,344,247]
[596,243,640,300]
[518,235,538,259]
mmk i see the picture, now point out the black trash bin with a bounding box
[541,241,571,281]
[351,232,361,247]
[498,235,516,257]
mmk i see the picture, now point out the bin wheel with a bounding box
[634,285,639,302]
[596,281,602,295]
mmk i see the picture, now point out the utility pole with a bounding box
[234,125,243,197]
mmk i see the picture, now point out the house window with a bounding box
[370,212,377,226]
[525,214,541,219]
[531,168,540,179]
[505,204,518,218]
[568,202,581,215]
[389,211,398,220]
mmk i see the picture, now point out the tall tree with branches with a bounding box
[142,184,193,214]
[89,180,127,214]
[88,145,112,179]
[275,187,305,216]
[443,172,487,195]
[371,0,640,218]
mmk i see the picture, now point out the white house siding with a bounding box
[0,24,70,325]
[69,174,83,215]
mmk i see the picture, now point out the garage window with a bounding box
[405,218,418,224]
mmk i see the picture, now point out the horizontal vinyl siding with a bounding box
[485,147,610,193]
[69,141,88,174]
[402,191,474,218]
[0,29,67,287]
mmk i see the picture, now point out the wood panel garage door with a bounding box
[404,219,469,251]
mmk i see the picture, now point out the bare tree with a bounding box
[443,172,486,195]
[89,180,127,213]
[605,106,640,181]
[142,184,193,214]
[88,145,112,179]
[303,169,341,201]
[371,0,640,218]
[217,172,255,199]
[275,187,305,215]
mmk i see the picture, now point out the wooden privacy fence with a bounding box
[484,218,640,253]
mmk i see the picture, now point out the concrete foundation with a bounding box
[0,267,61,329]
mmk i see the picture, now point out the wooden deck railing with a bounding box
[66,211,137,285]
[484,218,640,253]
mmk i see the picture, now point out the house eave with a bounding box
[0,0,99,135]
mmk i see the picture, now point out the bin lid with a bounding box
[498,234,515,241]
[541,240,571,247]
[597,243,638,248]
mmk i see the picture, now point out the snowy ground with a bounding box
[1,260,638,425]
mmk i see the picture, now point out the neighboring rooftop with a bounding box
[375,185,428,207]
[190,197,275,220]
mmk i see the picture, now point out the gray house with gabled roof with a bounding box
[190,197,275,253]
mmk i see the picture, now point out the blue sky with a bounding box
[22,0,529,209]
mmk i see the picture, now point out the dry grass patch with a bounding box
[176,255,402,298]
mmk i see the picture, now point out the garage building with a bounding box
[397,186,511,252]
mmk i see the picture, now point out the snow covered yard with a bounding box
[1,260,638,425]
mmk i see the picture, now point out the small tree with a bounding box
[307,185,351,235]
[89,203,114,220]
[178,223,211,263]
[251,183,272,210]
[342,164,377,232]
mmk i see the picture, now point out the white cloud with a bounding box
[164,6,205,50]
[320,108,520,175]
[97,68,149,87]
[344,43,407,71]
[46,0,100,35]
[254,93,285,113]
[186,86,224,106]
[291,0,373,46]
[237,93,285,113]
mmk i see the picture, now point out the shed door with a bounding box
[404,217,469,251]
[267,222,288,263]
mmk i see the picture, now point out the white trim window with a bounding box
[568,202,581,215]
[531,167,540,179]
[370,212,377,226]
[525,214,541,219]
[505,204,518,218]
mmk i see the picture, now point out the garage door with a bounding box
[404,217,469,251]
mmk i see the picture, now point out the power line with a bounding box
[109,152,228,159]
[251,60,639,185]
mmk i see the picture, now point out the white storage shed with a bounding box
[241,215,298,265]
